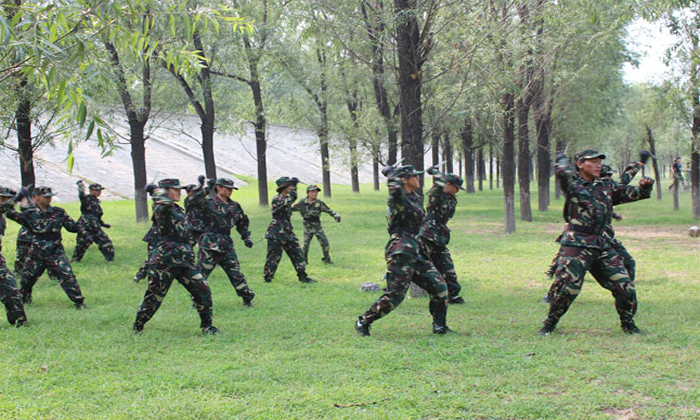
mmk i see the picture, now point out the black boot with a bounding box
[355,317,371,337]
[537,320,557,336]
[621,322,644,335]
[432,323,455,334]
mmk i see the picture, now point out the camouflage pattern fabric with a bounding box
[133,198,213,330]
[133,204,161,282]
[190,192,255,302]
[419,175,462,299]
[0,210,27,325]
[542,157,652,329]
[264,188,311,281]
[184,195,205,246]
[545,246,636,327]
[292,198,339,263]
[72,187,114,262]
[359,175,448,327]
[4,203,85,306]
[14,226,30,276]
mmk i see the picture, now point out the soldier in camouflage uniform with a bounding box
[542,159,647,303]
[264,177,317,283]
[355,165,451,336]
[0,187,27,327]
[133,179,218,334]
[5,187,86,309]
[190,177,255,306]
[184,183,206,246]
[292,184,340,264]
[538,150,654,336]
[420,166,466,304]
[71,181,114,262]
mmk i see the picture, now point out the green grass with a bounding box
[1,179,700,420]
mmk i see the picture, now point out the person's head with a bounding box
[574,149,606,181]
[677,156,682,163]
[158,179,186,202]
[275,177,296,195]
[443,174,465,196]
[33,186,56,207]
[306,185,321,200]
[0,187,14,204]
[88,183,104,198]
[394,165,424,191]
[185,184,197,197]
[215,178,238,200]
[600,164,614,179]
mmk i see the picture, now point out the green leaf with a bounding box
[77,102,87,127]
[85,120,95,141]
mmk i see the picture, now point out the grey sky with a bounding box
[623,18,678,84]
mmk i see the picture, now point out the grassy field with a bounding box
[1,178,699,420]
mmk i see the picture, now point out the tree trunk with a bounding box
[489,144,494,190]
[195,32,217,180]
[497,156,501,189]
[443,131,453,173]
[431,129,440,166]
[645,126,662,200]
[535,109,551,211]
[319,127,332,198]
[554,139,564,200]
[503,93,517,233]
[373,142,380,191]
[461,119,475,193]
[201,118,217,179]
[250,78,270,206]
[130,122,149,222]
[477,147,485,192]
[517,99,532,221]
[345,91,361,194]
[15,80,35,188]
[673,176,680,211]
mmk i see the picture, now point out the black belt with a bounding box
[304,216,320,224]
[207,227,231,235]
[33,232,61,241]
[567,225,603,235]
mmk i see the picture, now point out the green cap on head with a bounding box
[0,186,15,197]
[158,179,186,189]
[445,174,466,191]
[89,183,104,191]
[306,184,321,193]
[215,178,238,190]
[33,186,56,197]
[575,149,606,162]
[394,165,424,178]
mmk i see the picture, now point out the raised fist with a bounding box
[206,178,216,189]
[335,215,341,223]
[145,184,158,196]
[556,153,567,163]
[640,176,655,187]
[290,177,300,184]
[427,165,440,176]
[198,175,206,186]
[381,165,395,177]
[639,150,653,165]
[244,238,254,248]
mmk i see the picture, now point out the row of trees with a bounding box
[1,0,699,229]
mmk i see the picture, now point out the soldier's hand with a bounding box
[556,153,567,163]
[427,165,440,176]
[145,184,158,196]
[14,187,30,202]
[103,223,111,229]
[244,238,254,248]
[640,177,655,187]
[335,215,341,223]
[381,165,395,177]
[290,177,300,185]
[206,178,216,190]
[639,150,654,165]
[198,175,206,187]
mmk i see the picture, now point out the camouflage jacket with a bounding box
[5,202,79,252]
[141,202,161,245]
[419,177,457,248]
[292,198,338,226]
[385,177,427,261]
[78,191,107,232]
[148,201,195,267]
[189,192,250,252]
[0,206,7,252]
[265,189,298,241]
[557,158,652,250]
[603,161,643,239]
[17,226,31,244]
[184,195,206,235]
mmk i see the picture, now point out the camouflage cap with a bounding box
[575,149,606,162]
[215,178,238,190]
[0,186,15,197]
[445,174,466,191]
[306,184,321,193]
[33,186,56,197]
[275,176,291,187]
[88,183,104,190]
[158,178,186,189]
[394,165,424,178]
[600,164,614,177]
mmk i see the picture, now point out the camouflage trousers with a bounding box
[424,241,462,299]
[197,247,254,302]
[0,255,26,326]
[544,246,636,327]
[302,223,330,263]
[264,238,309,281]
[134,243,156,282]
[134,263,213,329]
[21,244,85,305]
[545,238,636,300]
[72,228,114,262]
[14,240,30,277]
[360,254,448,326]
